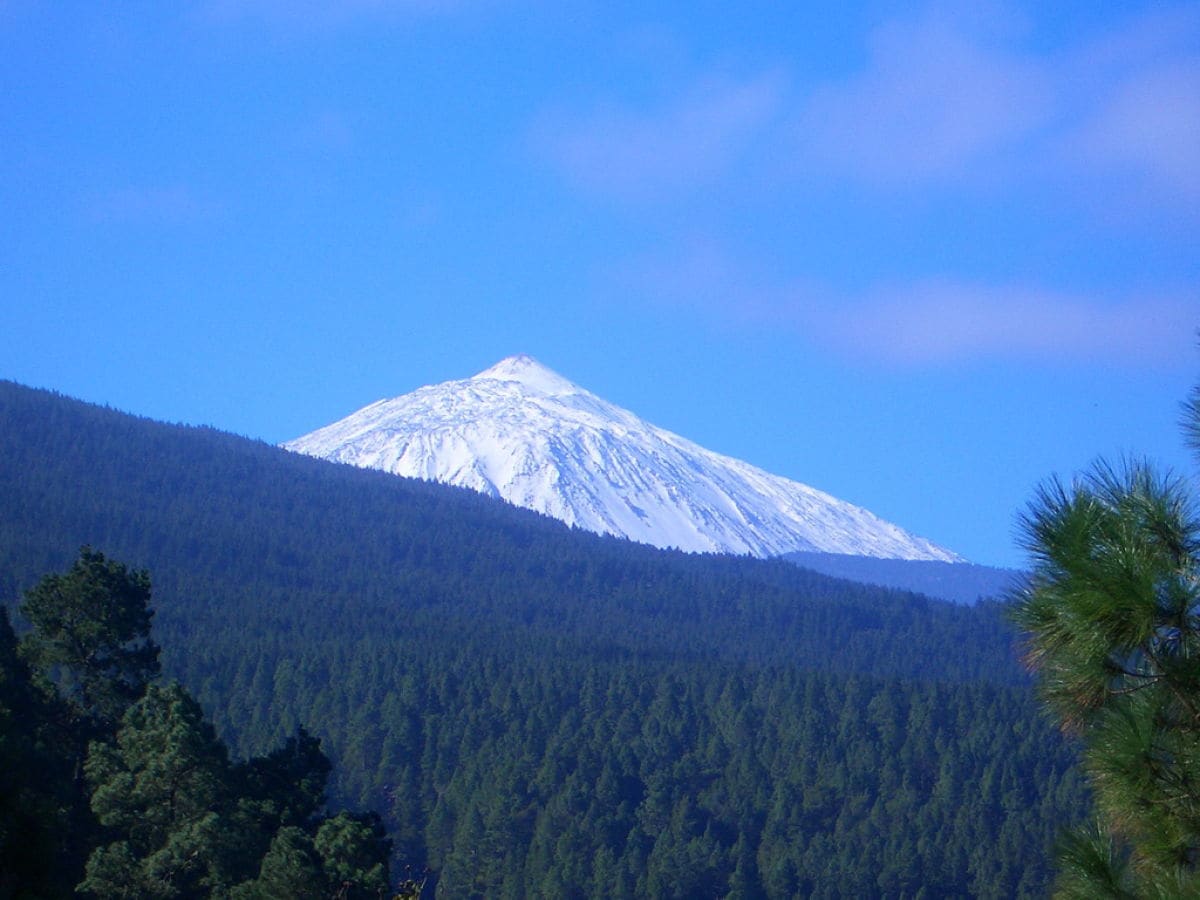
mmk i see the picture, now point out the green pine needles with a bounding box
[3,548,396,898]
[1014,378,1200,897]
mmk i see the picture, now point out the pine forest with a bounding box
[0,381,1090,897]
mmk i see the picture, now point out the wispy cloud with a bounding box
[1063,59,1200,201]
[533,74,784,202]
[796,4,1200,204]
[537,5,1199,208]
[617,243,1197,370]
[816,282,1196,368]
[561,5,1197,372]
[794,9,1051,186]
[1053,7,1200,202]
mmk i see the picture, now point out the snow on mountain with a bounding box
[283,355,963,562]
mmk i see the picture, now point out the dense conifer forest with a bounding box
[0,381,1089,897]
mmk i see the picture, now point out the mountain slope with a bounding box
[0,379,1086,898]
[0,378,1008,682]
[785,551,1024,606]
[285,355,960,561]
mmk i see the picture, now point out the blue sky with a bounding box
[2,1,1196,567]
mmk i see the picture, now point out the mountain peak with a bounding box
[471,355,580,396]
[285,361,964,562]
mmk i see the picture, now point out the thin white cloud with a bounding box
[794,4,1200,202]
[534,74,784,202]
[578,8,1198,369]
[617,244,1197,371]
[538,5,1199,208]
[795,9,1052,185]
[816,282,1197,368]
[1064,58,1200,201]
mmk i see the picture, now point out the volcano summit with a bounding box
[284,355,961,562]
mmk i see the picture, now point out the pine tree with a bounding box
[313,811,392,899]
[16,547,163,891]
[6,551,402,898]
[20,547,160,733]
[0,608,68,896]
[80,682,235,898]
[230,827,326,900]
[1012,377,1200,895]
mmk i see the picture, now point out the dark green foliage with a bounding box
[229,814,392,900]
[314,812,392,898]
[0,380,1093,896]
[0,607,67,896]
[232,827,325,900]
[234,727,332,839]
[19,547,160,734]
[1013,387,1200,895]
[79,681,392,898]
[313,651,1083,898]
[1052,823,1135,900]
[11,547,163,896]
[82,682,234,898]
[2,547,392,899]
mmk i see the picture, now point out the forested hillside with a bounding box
[783,552,1022,606]
[0,380,1087,897]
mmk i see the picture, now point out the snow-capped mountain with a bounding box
[283,355,962,562]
